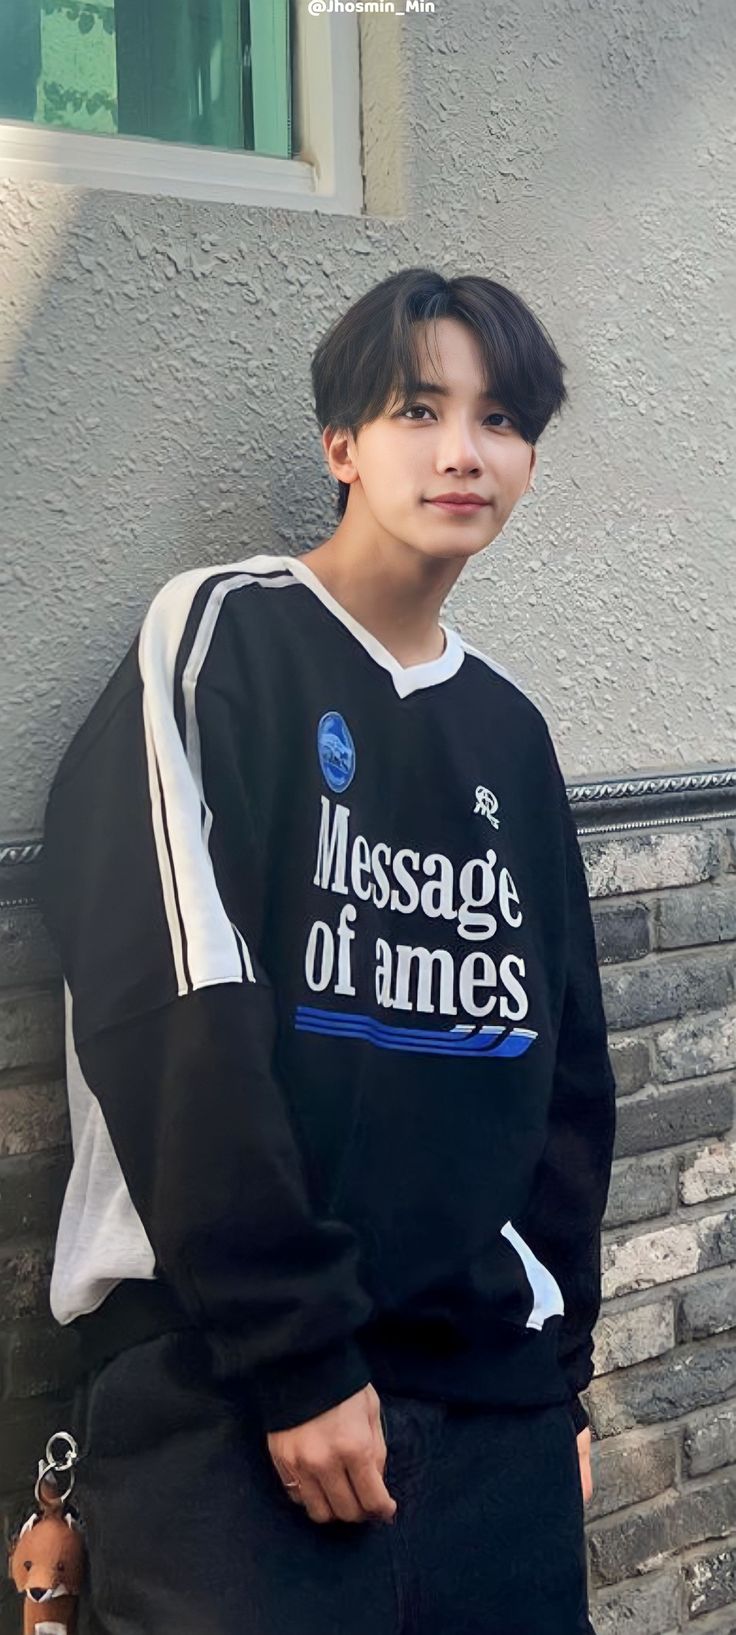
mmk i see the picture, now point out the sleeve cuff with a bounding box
[569,1395,590,1435]
[246,1337,373,1434]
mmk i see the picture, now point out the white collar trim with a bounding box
[284,556,465,699]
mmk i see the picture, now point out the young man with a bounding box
[40,267,616,1634]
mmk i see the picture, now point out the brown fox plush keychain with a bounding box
[8,1434,85,1634]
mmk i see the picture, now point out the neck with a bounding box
[298,523,465,668]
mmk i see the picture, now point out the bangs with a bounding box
[385,317,523,426]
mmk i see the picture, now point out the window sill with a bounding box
[0,120,362,212]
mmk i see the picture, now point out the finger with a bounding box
[319,1467,366,1524]
[297,1471,337,1525]
[374,1418,388,1474]
[271,1460,305,1504]
[347,1453,397,1522]
[372,1403,391,1479]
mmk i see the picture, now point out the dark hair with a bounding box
[310,267,569,519]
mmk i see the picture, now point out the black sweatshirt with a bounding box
[39,553,617,1436]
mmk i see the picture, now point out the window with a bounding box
[0,0,362,211]
[0,0,290,156]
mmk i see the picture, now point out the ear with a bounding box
[526,447,537,493]
[322,425,359,487]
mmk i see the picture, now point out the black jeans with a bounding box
[74,1330,596,1634]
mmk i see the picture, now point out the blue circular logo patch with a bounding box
[318,712,356,793]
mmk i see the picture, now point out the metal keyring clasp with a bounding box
[34,1431,80,1508]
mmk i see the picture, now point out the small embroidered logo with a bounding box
[318,712,356,793]
[474,785,500,827]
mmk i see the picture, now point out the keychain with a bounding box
[8,1432,85,1634]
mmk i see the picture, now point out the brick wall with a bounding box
[584,819,736,1635]
[0,890,75,1633]
[0,811,735,1633]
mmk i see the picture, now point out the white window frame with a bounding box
[0,2,362,213]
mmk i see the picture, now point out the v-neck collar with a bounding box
[284,555,466,700]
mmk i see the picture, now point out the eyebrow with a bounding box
[408,381,503,402]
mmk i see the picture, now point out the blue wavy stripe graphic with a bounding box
[294,1007,537,1058]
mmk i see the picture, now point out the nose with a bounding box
[29,1587,48,1601]
[435,416,483,474]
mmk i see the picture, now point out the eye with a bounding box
[399,403,515,428]
[57,1561,65,1572]
[399,402,432,420]
[23,1560,32,1571]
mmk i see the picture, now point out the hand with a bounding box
[267,1382,398,1526]
[577,1425,593,1504]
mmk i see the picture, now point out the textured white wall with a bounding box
[1,0,734,836]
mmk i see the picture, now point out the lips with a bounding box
[426,495,490,510]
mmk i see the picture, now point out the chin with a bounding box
[410,528,499,562]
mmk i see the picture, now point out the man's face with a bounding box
[325,316,536,562]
